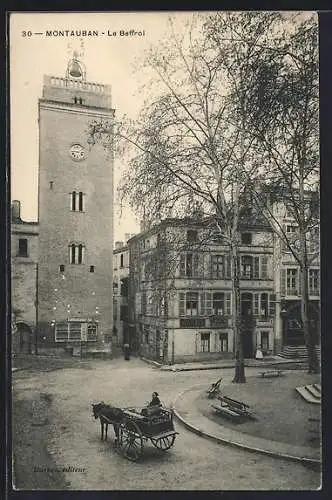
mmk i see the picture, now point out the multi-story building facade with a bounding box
[11,201,39,354]
[273,201,320,352]
[36,53,114,355]
[113,238,133,347]
[127,216,276,363]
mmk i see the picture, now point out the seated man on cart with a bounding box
[141,392,162,416]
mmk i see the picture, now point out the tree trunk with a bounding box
[231,244,246,383]
[299,263,319,374]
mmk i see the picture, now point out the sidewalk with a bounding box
[171,384,321,465]
[141,356,306,372]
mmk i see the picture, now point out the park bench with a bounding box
[206,378,222,399]
[259,370,284,378]
[211,394,255,421]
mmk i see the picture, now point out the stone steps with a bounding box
[279,345,321,361]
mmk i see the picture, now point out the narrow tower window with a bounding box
[70,191,85,212]
[78,244,83,264]
[71,191,76,211]
[90,265,95,273]
[78,192,84,212]
[18,238,28,257]
[70,244,76,264]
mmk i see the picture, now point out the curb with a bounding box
[171,388,321,467]
[140,357,163,368]
[160,362,306,372]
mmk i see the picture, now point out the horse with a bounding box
[92,402,124,442]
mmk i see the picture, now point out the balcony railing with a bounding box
[180,318,206,328]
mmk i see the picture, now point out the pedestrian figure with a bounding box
[255,347,263,360]
[124,343,130,360]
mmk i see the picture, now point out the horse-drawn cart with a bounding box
[92,403,179,461]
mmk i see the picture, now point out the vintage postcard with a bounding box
[10,11,321,491]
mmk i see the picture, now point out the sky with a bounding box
[10,11,315,242]
[10,11,197,242]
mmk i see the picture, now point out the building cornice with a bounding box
[39,99,115,118]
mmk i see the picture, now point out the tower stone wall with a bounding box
[37,58,114,352]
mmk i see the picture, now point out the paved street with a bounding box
[12,357,321,490]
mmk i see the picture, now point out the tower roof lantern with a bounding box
[66,51,86,81]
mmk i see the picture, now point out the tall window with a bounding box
[70,191,85,212]
[241,256,259,279]
[200,333,210,352]
[212,255,224,278]
[240,255,268,279]
[18,238,28,257]
[260,293,269,317]
[283,225,297,250]
[180,252,200,277]
[211,254,231,278]
[219,332,228,352]
[87,324,97,341]
[185,292,198,316]
[120,254,124,268]
[253,293,275,316]
[69,244,85,264]
[309,269,319,295]
[286,268,298,295]
[213,292,224,315]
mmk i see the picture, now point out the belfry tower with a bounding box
[37,52,114,355]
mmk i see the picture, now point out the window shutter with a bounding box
[193,253,199,277]
[180,254,185,277]
[280,269,286,296]
[253,293,259,316]
[206,292,212,315]
[261,256,268,279]
[254,257,260,278]
[225,293,231,315]
[207,254,212,279]
[225,254,231,278]
[179,292,185,316]
[199,292,205,315]
[298,269,301,296]
[269,294,276,316]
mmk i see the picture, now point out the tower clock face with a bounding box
[69,144,86,161]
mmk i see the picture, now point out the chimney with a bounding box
[115,241,123,250]
[125,233,130,243]
[11,200,21,222]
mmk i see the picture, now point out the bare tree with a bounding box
[234,13,320,373]
[89,12,317,378]
[114,14,284,382]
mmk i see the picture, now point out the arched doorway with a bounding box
[16,322,32,354]
[283,301,320,346]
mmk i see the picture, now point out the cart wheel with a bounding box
[119,419,143,461]
[151,434,176,451]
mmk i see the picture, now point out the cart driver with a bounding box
[148,392,162,407]
[141,392,162,416]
